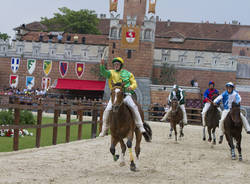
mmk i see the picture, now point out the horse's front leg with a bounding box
[119,139,126,166]
[203,126,206,141]
[110,136,119,162]
[212,128,216,145]
[173,124,177,142]
[208,127,212,142]
[225,133,236,160]
[236,134,242,161]
[179,122,184,139]
[127,130,136,172]
[169,126,173,139]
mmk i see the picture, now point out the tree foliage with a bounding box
[41,7,100,34]
[0,32,10,40]
[153,63,176,85]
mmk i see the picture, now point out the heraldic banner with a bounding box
[148,0,157,14]
[110,0,118,12]
[121,25,140,50]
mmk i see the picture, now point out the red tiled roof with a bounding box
[155,37,233,53]
[155,21,244,40]
[14,21,48,31]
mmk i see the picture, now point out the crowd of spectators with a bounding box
[0,87,48,97]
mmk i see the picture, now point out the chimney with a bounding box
[167,19,171,27]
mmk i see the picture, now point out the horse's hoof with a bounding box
[212,141,216,145]
[232,155,236,160]
[113,154,119,162]
[130,161,136,172]
[203,137,206,141]
[208,138,212,142]
[120,161,126,167]
[239,155,243,161]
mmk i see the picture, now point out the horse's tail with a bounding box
[143,122,152,141]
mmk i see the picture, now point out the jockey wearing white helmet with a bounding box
[213,82,250,143]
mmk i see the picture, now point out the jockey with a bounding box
[98,57,151,142]
[213,82,250,143]
[201,81,221,127]
[160,85,188,125]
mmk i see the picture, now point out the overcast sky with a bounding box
[1,0,250,38]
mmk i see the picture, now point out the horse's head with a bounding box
[111,82,125,113]
[171,98,179,112]
[230,102,242,125]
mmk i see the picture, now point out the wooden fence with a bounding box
[0,95,202,151]
[0,95,104,151]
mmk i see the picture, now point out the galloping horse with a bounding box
[224,102,243,161]
[202,94,221,144]
[109,83,152,171]
[169,98,184,141]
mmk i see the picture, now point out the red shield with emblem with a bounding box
[75,62,85,78]
[126,29,136,43]
[59,61,68,78]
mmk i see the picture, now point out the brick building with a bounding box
[0,0,250,117]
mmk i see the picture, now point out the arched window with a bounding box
[110,27,117,38]
[144,29,151,40]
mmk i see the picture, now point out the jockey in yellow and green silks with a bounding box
[99,57,150,142]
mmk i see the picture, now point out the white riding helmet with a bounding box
[173,84,179,89]
[226,82,234,88]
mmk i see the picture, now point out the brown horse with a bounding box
[202,95,221,144]
[224,102,243,161]
[109,83,152,171]
[169,98,184,141]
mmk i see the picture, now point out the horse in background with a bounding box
[224,102,243,161]
[202,94,221,145]
[109,83,152,171]
[169,98,184,141]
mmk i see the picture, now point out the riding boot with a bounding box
[240,113,250,134]
[99,109,110,137]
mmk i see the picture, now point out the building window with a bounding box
[113,42,116,49]
[112,50,114,54]
[239,49,245,56]
[163,55,169,62]
[144,29,151,40]
[127,50,132,58]
[82,37,86,44]
[110,27,117,39]
[179,55,185,62]
[195,57,203,65]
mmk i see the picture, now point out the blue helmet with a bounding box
[208,81,215,86]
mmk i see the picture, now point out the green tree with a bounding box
[154,63,176,85]
[0,32,10,40]
[41,7,100,34]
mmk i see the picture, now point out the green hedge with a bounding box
[0,110,35,125]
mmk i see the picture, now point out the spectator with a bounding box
[48,33,53,43]
[57,34,63,43]
[39,33,44,42]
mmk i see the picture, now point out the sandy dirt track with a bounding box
[0,122,250,184]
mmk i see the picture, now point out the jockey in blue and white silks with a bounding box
[201,81,221,127]
[213,82,250,143]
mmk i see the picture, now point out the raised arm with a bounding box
[100,59,111,79]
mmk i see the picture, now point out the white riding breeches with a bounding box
[161,104,188,124]
[219,109,250,136]
[100,95,145,134]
